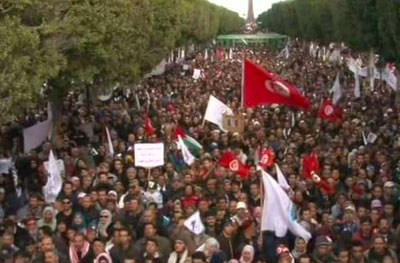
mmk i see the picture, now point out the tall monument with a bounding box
[246,0,255,25]
[245,0,256,33]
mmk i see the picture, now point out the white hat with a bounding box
[236,202,247,210]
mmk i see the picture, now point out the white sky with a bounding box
[208,0,282,18]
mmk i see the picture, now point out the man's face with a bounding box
[352,246,363,260]
[338,251,349,263]
[144,225,156,237]
[299,258,311,263]
[2,234,13,246]
[373,238,385,253]
[73,235,85,250]
[206,216,216,227]
[29,197,39,208]
[146,241,158,254]
[44,251,58,263]
[119,231,130,244]
[41,238,54,252]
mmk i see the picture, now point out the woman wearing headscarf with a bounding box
[197,237,221,262]
[97,209,113,240]
[239,245,255,263]
[291,237,307,260]
[38,206,57,231]
[72,212,87,234]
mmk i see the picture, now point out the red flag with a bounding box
[258,148,275,169]
[145,116,156,135]
[219,151,249,178]
[216,48,225,60]
[242,59,310,110]
[318,99,343,122]
[302,153,334,194]
[173,126,186,140]
[167,102,177,113]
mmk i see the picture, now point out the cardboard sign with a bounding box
[222,114,244,133]
[134,143,164,168]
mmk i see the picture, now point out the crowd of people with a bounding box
[0,40,399,263]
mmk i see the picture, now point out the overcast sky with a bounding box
[208,0,282,18]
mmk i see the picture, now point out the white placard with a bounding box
[134,143,164,168]
[0,159,12,174]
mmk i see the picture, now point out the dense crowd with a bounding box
[0,41,399,263]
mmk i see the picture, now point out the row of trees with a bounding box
[257,0,400,62]
[0,0,244,123]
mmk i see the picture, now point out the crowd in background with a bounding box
[0,41,399,263]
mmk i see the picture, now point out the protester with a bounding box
[0,40,399,263]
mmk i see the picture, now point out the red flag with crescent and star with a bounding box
[242,58,311,110]
[318,99,343,122]
[219,151,250,178]
[258,148,275,169]
[302,152,334,194]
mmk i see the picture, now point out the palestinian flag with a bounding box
[173,126,203,158]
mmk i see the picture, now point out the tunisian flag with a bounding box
[258,148,275,169]
[318,99,343,122]
[145,116,156,135]
[242,59,310,110]
[219,151,249,178]
[302,152,334,194]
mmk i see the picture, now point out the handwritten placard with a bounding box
[134,143,164,168]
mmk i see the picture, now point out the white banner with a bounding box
[23,119,52,153]
[134,143,164,168]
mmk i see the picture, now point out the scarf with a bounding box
[94,252,112,263]
[239,245,254,263]
[168,249,189,263]
[69,241,90,263]
[98,209,112,238]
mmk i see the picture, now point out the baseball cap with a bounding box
[236,202,247,210]
[371,199,382,209]
[384,181,395,188]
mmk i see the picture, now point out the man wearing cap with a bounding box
[341,203,359,235]
[231,202,249,227]
[311,236,336,263]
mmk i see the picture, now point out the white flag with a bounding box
[331,72,342,105]
[184,211,205,235]
[43,150,62,204]
[204,95,233,132]
[229,48,233,59]
[368,50,376,90]
[382,67,397,91]
[354,59,361,98]
[278,45,289,59]
[106,127,114,156]
[192,69,202,80]
[261,170,311,241]
[276,164,291,192]
[362,131,368,146]
[177,135,195,165]
[204,49,208,60]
